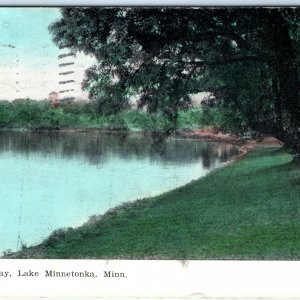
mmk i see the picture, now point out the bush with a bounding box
[0,99,96,129]
[178,108,204,130]
[60,100,96,116]
[12,99,47,125]
[42,228,73,248]
[201,105,249,134]
[118,110,164,131]
[0,99,206,131]
[40,108,70,129]
[0,101,14,127]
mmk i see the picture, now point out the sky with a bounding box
[0,8,95,100]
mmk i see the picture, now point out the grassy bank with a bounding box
[0,99,204,131]
[9,145,300,259]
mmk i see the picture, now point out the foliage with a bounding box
[0,101,13,127]
[42,228,74,248]
[11,99,46,127]
[0,99,203,131]
[178,108,204,130]
[49,8,300,152]
[0,99,94,129]
[84,69,131,115]
[60,99,96,116]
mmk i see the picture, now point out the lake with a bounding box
[0,130,239,253]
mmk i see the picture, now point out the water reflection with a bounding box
[0,131,239,169]
[0,130,239,253]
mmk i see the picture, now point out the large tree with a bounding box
[49,7,300,153]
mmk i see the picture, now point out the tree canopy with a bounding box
[49,7,300,153]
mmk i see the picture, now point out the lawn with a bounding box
[10,145,300,259]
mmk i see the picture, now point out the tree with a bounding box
[49,7,300,153]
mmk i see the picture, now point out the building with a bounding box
[49,91,60,108]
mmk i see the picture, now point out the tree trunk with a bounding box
[266,10,300,128]
[254,10,300,154]
[251,121,300,154]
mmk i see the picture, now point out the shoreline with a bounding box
[7,142,298,260]
[2,128,285,259]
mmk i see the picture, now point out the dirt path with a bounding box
[178,128,282,161]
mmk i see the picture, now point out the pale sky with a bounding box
[0,8,95,100]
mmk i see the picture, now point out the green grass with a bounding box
[10,145,300,259]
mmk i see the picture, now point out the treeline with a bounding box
[0,99,204,131]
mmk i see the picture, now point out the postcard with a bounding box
[0,4,300,299]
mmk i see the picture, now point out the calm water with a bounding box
[0,131,239,253]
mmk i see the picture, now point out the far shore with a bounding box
[1,126,282,164]
[0,125,282,143]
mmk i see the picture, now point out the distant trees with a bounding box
[50,7,300,153]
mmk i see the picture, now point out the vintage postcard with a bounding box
[0,3,300,299]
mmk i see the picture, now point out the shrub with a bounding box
[178,108,204,130]
[0,101,14,127]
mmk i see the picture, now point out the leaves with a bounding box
[49,8,300,151]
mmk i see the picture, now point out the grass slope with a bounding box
[12,145,300,259]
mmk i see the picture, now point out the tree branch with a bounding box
[188,55,260,67]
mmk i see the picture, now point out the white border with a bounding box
[0,259,300,298]
[0,0,299,6]
[0,3,300,300]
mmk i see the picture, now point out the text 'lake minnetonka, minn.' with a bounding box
[0,270,127,278]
